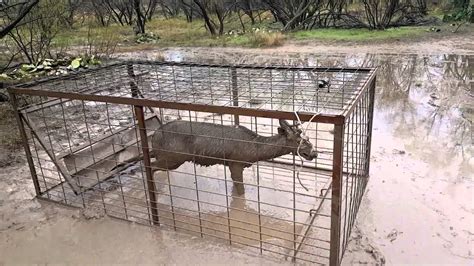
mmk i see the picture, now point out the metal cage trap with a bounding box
[8,61,376,265]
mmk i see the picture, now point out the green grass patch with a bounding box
[292,27,428,42]
[53,14,283,49]
[55,24,131,47]
[52,16,432,51]
[145,16,282,47]
[146,17,212,46]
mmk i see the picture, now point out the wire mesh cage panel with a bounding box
[8,61,376,265]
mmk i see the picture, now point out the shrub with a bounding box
[4,0,67,64]
[249,31,285,47]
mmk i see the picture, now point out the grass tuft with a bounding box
[249,31,285,47]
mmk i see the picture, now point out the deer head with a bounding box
[278,119,317,161]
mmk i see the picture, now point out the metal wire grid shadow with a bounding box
[7,61,376,265]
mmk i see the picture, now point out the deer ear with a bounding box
[279,119,291,129]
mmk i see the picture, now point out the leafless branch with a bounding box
[0,0,40,39]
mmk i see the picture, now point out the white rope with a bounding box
[294,111,321,191]
[292,78,333,191]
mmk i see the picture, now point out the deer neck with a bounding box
[255,134,292,161]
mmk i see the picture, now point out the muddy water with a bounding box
[1,50,472,264]
[118,50,474,264]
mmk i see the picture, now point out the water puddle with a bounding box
[117,49,473,263]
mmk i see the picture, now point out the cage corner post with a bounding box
[330,122,345,266]
[365,76,376,176]
[134,105,160,226]
[10,92,41,196]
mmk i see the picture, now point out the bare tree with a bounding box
[361,0,401,29]
[86,0,155,34]
[64,0,84,27]
[134,0,147,34]
[191,0,234,35]
[179,0,196,22]
[414,0,427,15]
[144,0,159,20]
[4,0,66,63]
[234,0,266,31]
[327,0,348,21]
[103,0,135,26]
[0,0,40,38]
[158,0,180,18]
[236,0,258,24]
[90,0,114,26]
[192,0,217,35]
[263,0,325,31]
[361,0,427,29]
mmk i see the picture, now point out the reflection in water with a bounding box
[162,51,472,180]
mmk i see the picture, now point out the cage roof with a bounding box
[9,61,376,124]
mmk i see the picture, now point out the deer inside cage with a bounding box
[8,61,376,265]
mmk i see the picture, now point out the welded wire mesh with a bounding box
[9,61,375,265]
[12,62,374,115]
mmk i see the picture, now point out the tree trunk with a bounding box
[192,0,216,35]
[134,0,146,34]
[237,11,246,31]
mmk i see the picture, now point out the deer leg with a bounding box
[229,163,245,195]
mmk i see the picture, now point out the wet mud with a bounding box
[1,48,472,265]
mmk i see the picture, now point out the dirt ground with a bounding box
[282,25,474,55]
[0,38,472,265]
[114,25,474,56]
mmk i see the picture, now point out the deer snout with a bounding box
[299,149,318,161]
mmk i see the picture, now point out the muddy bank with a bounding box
[1,48,472,265]
[281,31,474,55]
[0,205,284,265]
[114,29,474,56]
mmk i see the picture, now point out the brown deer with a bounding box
[113,119,317,194]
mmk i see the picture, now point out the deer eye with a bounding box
[293,127,302,134]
